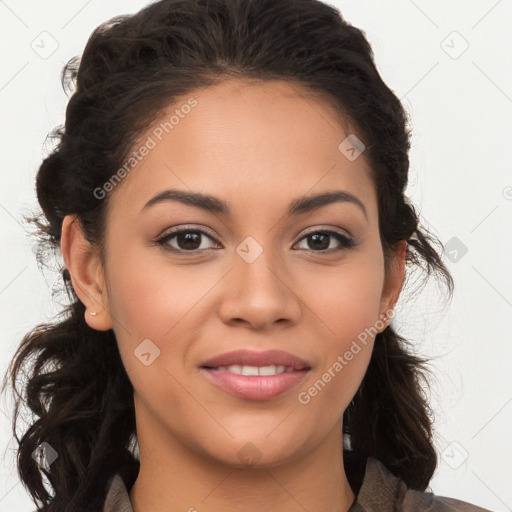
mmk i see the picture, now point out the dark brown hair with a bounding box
[1,0,453,510]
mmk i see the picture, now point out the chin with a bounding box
[201,433,307,470]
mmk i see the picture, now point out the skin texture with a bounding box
[61,79,406,512]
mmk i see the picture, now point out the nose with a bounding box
[217,244,302,330]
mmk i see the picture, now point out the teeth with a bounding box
[259,365,281,376]
[242,365,259,376]
[215,364,288,376]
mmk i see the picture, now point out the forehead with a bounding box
[106,78,376,220]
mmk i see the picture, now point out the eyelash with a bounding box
[154,226,356,256]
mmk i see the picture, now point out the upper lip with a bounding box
[200,349,311,370]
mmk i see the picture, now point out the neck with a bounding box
[129,420,356,512]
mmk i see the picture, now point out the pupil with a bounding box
[310,233,329,250]
[178,232,201,250]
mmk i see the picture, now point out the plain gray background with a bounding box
[1,1,511,510]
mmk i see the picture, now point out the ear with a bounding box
[377,239,407,331]
[60,214,113,331]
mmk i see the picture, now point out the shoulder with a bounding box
[350,457,492,512]
[103,460,493,512]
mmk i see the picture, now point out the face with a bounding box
[73,79,403,468]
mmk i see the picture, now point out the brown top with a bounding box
[103,457,491,512]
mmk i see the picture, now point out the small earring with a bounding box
[378,312,388,333]
[89,311,97,316]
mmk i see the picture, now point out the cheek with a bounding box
[304,256,385,347]
[298,255,384,406]
[106,246,212,338]
[104,248,219,381]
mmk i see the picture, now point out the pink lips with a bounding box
[199,349,311,401]
[200,349,310,370]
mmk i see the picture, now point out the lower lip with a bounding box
[200,368,310,401]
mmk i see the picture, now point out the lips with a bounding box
[199,349,311,401]
[200,349,311,371]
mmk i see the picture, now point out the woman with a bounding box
[1,0,492,510]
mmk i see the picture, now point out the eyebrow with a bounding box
[141,188,367,219]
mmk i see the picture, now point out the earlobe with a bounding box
[378,240,407,331]
[60,215,113,331]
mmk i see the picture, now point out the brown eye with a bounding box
[155,227,355,256]
[295,230,355,252]
[156,228,220,253]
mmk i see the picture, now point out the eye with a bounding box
[294,229,355,253]
[155,227,220,254]
[155,226,356,255]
